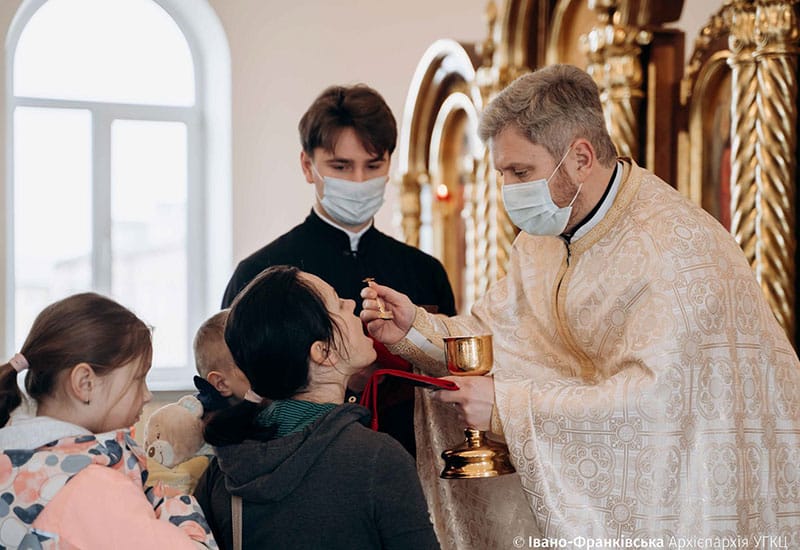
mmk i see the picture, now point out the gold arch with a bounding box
[546,0,594,68]
[427,93,484,312]
[396,39,484,311]
[496,0,556,86]
[683,50,732,217]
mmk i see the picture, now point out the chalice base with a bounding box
[440,428,516,479]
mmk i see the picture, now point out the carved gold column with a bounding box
[582,0,649,160]
[753,0,799,337]
[400,172,424,248]
[470,0,515,296]
[726,2,759,265]
[482,1,516,281]
[473,152,495,305]
[475,0,498,297]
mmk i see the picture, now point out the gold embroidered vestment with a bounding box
[393,161,800,545]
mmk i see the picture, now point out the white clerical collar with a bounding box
[571,161,623,242]
[313,205,373,252]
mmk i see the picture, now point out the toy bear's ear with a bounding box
[177,395,204,419]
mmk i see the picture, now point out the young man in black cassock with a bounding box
[221,84,456,455]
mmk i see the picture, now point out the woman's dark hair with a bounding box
[298,84,397,158]
[0,292,152,427]
[203,265,341,446]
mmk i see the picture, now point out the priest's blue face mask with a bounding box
[312,164,388,227]
[502,145,582,236]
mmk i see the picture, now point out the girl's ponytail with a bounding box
[0,362,23,427]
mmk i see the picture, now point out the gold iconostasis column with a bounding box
[727,1,759,265]
[468,0,517,297]
[478,1,517,285]
[753,0,799,338]
[582,0,648,161]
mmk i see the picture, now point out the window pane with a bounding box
[14,0,194,106]
[111,120,187,370]
[14,107,92,350]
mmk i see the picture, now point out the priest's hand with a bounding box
[360,282,415,345]
[431,375,495,431]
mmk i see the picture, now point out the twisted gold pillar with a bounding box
[753,0,799,338]
[400,172,424,249]
[474,0,516,292]
[582,0,647,160]
[472,152,496,304]
[726,1,759,264]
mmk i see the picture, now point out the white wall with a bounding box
[206,0,488,270]
[673,1,725,63]
[0,0,725,318]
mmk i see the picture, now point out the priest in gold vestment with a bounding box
[362,65,800,547]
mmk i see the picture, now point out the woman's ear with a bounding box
[309,340,336,367]
[68,362,96,405]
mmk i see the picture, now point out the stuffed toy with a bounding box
[144,395,213,496]
[144,395,209,468]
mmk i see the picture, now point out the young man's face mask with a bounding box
[315,168,388,227]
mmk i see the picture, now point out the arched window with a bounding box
[5,0,231,389]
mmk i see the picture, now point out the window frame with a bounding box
[4,0,232,390]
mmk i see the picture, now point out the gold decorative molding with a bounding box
[472,150,498,306]
[681,9,730,106]
[726,1,758,265]
[681,0,800,342]
[396,39,484,311]
[494,0,551,87]
[475,1,505,123]
[581,0,650,161]
[679,7,730,206]
[753,0,799,338]
[547,0,596,69]
[397,38,481,251]
[428,92,484,308]
[685,51,731,216]
[478,0,533,290]
[399,172,425,249]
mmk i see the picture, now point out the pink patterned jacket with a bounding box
[0,408,217,549]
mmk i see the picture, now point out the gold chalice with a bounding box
[440,334,516,479]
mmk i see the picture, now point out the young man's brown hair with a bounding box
[298,84,397,157]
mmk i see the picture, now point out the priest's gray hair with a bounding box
[479,64,618,166]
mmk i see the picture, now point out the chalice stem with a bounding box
[465,428,484,448]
